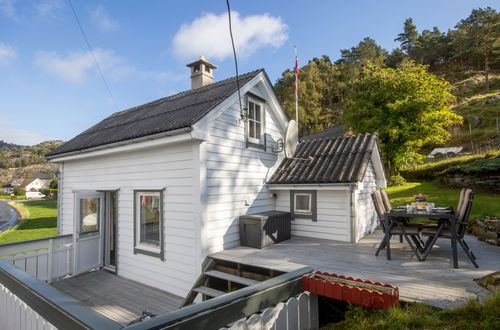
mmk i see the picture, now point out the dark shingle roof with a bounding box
[47,69,263,157]
[301,126,344,141]
[268,133,378,184]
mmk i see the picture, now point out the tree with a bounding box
[395,18,419,58]
[344,62,462,174]
[453,7,500,91]
[385,48,407,68]
[337,37,388,66]
[274,56,341,136]
[49,178,58,189]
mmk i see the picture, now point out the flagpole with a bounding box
[294,46,299,126]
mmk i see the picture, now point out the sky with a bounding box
[0,0,497,145]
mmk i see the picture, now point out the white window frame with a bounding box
[294,193,313,215]
[134,191,163,257]
[246,97,264,145]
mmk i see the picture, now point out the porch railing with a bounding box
[0,234,73,283]
[0,259,122,330]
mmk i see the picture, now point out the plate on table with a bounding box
[432,207,451,213]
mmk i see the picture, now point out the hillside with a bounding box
[0,141,63,182]
[448,73,500,151]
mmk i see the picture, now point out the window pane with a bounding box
[295,194,311,213]
[255,104,261,121]
[140,194,160,245]
[255,121,261,138]
[248,102,255,119]
[248,120,255,138]
[80,198,99,233]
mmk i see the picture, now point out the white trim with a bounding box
[192,72,289,139]
[246,97,264,145]
[48,132,195,162]
[294,193,312,215]
[267,183,355,191]
[371,146,387,188]
[135,191,162,254]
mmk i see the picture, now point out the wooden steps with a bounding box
[181,257,285,307]
[193,286,225,298]
[204,270,259,287]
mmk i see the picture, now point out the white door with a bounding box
[73,191,104,275]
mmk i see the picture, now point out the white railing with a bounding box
[0,282,57,330]
[222,291,319,330]
[0,235,73,283]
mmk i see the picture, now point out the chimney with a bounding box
[186,56,218,89]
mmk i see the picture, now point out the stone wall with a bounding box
[476,218,500,246]
[443,172,500,191]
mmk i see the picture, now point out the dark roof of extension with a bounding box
[268,133,378,184]
[47,69,264,157]
[300,126,344,141]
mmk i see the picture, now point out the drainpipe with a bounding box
[350,183,358,243]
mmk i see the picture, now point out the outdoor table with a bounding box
[382,208,460,268]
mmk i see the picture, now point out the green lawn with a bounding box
[325,293,499,329]
[0,195,24,200]
[0,200,57,244]
[386,181,500,223]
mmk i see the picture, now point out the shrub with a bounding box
[13,187,26,196]
[445,157,500,175]
[388,175,406,187]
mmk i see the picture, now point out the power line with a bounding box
[66,0,118,111]
[226,0,245,120]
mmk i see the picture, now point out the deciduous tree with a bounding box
[344,62,462,173]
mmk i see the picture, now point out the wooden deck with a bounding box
[212,231,500,309]
[51,270,183,325]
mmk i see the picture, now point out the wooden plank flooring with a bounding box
[212,230,500,309]
[52,270,183,325]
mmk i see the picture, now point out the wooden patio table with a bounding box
[382,208,460,269]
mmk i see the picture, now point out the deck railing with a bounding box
[124,266,314,330]
[0,259,122,330]
[0,234,73,283]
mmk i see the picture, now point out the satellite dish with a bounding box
[285,120,298,158]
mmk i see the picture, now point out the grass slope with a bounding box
[0,200,57,244]
[326,294,499,330]
[386,181,499,222]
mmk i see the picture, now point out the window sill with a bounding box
[134,246,163,260]
[246,141,266,150]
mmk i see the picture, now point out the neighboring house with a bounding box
[45,57,386,298]
[2,179,22,194]
[21,178,50,191]
[2,177,52,194]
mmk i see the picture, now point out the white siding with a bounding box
[59,142,197,297]
[203,84,285,254]
[354,161,378,242]
[275,190,351,242]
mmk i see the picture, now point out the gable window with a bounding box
[247,98,264,145]
[134,191,164,259]
[290,190,317,221]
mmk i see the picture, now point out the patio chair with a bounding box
[421,189,478,268]
[372,191,424,260]
[380,190,424,244]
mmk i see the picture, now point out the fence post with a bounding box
[47,239,53,284]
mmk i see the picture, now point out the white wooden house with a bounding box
[46,57,386,298]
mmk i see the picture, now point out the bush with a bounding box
[388,175,406,187]
[13,187,26,196]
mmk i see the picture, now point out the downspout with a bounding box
[350,184,358,243]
